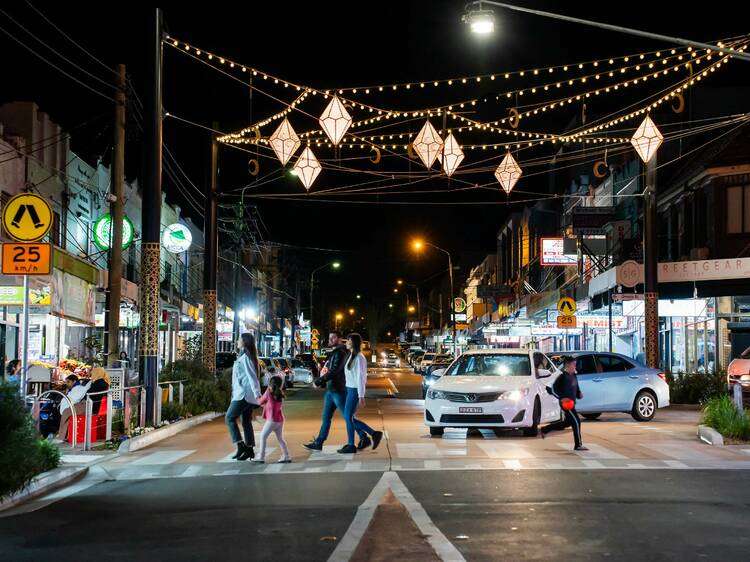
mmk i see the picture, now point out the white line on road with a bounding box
[129,450,195,465]
[214,469,241,476]
[559,443,627,459]
[503,459,523,470]
[263,463,284,473]
[178,465,202,478]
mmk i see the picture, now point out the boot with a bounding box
[238,444,255,461]
[231,442,245,459]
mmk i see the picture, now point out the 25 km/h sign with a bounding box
[2,193,53,242]
[2,243,52,275]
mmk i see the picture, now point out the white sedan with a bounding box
[424,349,562,437]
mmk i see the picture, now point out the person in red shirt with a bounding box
[252,375,291,463]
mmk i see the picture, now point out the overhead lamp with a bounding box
[463,2,495,35]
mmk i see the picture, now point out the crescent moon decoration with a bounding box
[508,108,520,129]
[252,127,261,143]
[581,103,587,125]
[593,160,607,178]
[370,146,381,164]
[672,92,685,114]
[248,159,259,176]
[407,143,419,160]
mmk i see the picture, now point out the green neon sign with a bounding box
[93,214,134,250]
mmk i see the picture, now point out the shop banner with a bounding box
[51,270,95,325]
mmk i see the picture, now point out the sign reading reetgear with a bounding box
[93,214,134,250]
[2,193,53,242]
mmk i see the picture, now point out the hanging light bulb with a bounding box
[494,152,522,194]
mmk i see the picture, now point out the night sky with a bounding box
[2,1,749,327]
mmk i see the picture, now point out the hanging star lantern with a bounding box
[319,96,352,146]
[630,115,663,163]
[412,120,444,168]
[269,118,301,165]
[494,152,522,194]
[293,147,321,190]
[440,133,464,177]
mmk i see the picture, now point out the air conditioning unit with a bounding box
[690,247,709,260]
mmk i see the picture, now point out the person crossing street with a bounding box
[541,355,588,451]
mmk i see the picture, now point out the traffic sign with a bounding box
[557,297,576,317]
[453,297,467,313]
[2,243,52,275]
[2,193,53,242]
[557,315,577,329]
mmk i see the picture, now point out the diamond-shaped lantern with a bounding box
[412,120,444,168]
[319,96,352,146]
[440,133,464,177]
[269,118,301,166]
[630,115,663,163]
[494,152,522,194]
[293,147,321,191]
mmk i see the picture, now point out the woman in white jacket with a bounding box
[226,333,262,461]
[339,333,383,454]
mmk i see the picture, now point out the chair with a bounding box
[67,396,108,444]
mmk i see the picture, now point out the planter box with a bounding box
[118,412,220,454]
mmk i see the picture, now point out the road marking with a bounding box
[129,450,195,465]
[214,469,241,476]
[582,460,605,468]
[345,462,362,471]
[559,443,627,459]
[478,443,535,459]
[263,463,284,473]
[640,442,719,461]
[664,460,689,469]
[60,454,106,464]
[503,459,523,470]
[328,471,465,562]
[397,443,440,458]
[178,465,202,478]
[424,460,441,470]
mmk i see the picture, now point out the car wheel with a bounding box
[522,398,541,437]
[429,427,444,437]
[582,413,602,420]
[631,391,657,421]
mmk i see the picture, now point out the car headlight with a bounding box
[424,377,435,387]
[498,388,529,401]
[427,389,447,400]
[396,359,401,365]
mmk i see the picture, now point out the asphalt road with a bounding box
[4,367,750,561]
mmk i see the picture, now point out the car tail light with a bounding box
[657,372,667,382]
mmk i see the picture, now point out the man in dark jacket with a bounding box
[540,356,588,451]
[304,331,349,451]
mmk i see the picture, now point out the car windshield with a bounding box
[445,354,531,377]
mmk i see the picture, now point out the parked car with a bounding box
[424,349,562,437]
[420,353,453,375]
[727,347,750,405]
[295,353,320,379]
[259,357,291,388]
[548,351,670,421]
[215,351,237,370]
[408,349,425,366]
[421,361,452,399]
[290,358,314,384]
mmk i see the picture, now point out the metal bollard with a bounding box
[179,382,184,405]
[156,387,162,426]
[733,383,745,418]
[139,388,146,428]
[124,391,132,434]
[168,383,174,403]
[84,398,93,451]
[106,393,113,442]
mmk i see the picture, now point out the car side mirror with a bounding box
[536,368,552,379]
[432,369,445,378]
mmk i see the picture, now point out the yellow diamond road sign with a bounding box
[557,297,576,317]
[2,193,53,243]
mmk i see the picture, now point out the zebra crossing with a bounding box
[62,436,750,482]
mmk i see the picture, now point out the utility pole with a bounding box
[139,8,163,425]
[448,253,456,357]
[202,123,219,372]
[106,64,126,367]
[644,156,659,368]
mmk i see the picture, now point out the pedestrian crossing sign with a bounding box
[2,193,53,243]
[557,297,576,317]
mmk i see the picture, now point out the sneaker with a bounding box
[250,458,265,464]
[371,431,384,450]
[574,445,589,451]
[337,444,357,454]
[303,439,322,451]
[356,435,372,450]
[277,458,292,464]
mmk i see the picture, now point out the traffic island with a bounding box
[118,412,221,454]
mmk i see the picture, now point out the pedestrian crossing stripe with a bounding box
[2,193,53,242]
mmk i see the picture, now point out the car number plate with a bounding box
[459,407,483,413]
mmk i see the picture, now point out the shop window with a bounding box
[597,354,632,372]
[726,185,750,234]
[575,355,598,375]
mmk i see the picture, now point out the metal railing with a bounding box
[156,379,186,426]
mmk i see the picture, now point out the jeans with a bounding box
[344,387,376,447]
[225,400,256,446]
[541,407,582,448]
[258,420,290,461]
[315,390,347,444]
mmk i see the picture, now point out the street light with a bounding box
[396,279,403,286]
[310,261,341,332]
[356,294,361,300]
[348,308,355,315]
[393,288,399,293]
[408,305,416,313]
[463,2,495,35]
[335,312,343,330]
[412,238,456,357]
[388,303,394,309]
